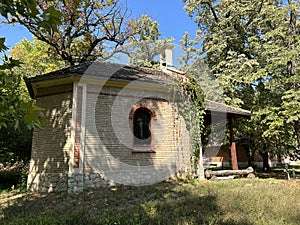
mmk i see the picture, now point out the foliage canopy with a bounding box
[0,0,138,65]
[183,0,300,161]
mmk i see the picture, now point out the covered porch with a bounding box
[197,100,252,178]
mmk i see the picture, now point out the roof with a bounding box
[24,60,252,119]
[205,99,252,118]
[25,61,179,84]
[24,61,183,98]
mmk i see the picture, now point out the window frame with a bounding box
[129,105,156,153]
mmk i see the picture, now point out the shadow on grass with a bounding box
[254,166,300,180]
[0,181,254,225]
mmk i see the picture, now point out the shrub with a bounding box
[0,161,28,190]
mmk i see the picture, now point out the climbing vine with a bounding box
[174,74,205,167]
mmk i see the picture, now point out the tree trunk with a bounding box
[244,145,252,167]
[260,151,270,171]
[294,120,300,149]
[205,167,254,179]
[288,3,299,150]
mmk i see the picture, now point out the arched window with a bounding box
[133,108,152,145]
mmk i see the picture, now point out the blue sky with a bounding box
[0,0,198,49]
[126,0,198,41]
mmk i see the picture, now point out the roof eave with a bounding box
[24,76,35,99]
[24,74,77,99]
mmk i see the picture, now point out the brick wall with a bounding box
[27,83,192,192]
[204,144,249,168]
[83,84,191,186]
[27,92,73,192]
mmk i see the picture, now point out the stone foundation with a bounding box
[27,169,187,193]
[28,172,113,193]
[27,173,68,193]
[67,173,112,193]
[83,173,112,189]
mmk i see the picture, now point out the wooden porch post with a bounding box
[229,116,238,170]
[197,142,205,179]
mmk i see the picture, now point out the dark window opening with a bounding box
[133,108,151,145]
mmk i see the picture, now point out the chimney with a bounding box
[160,44,174,69]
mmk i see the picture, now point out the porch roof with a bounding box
[205,99,252,122]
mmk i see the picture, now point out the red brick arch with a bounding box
[129,104,156,120]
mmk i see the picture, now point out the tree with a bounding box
[183,0,264,105]
[251,1,300,157]
[0,0,65,131]
[178,32,222,102]
[182,0,300,166]
[7,37,66,104]
[125,15,174,68]
[0,43,45,163]
[0,0,139,65]
[10,37,66,76]
[2,37,67,163]
[0,1,63,164]
[0,43,45,130]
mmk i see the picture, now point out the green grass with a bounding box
[1,179,300,225]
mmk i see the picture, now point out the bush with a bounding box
[0,162,28,190]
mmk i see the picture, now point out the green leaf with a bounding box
[41,6,62,32]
